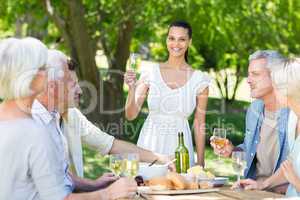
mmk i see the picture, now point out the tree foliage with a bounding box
[1,0,300,128]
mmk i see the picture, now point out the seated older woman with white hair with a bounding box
[0,37,69,199]
[0,38,137,200]
[233,57,300,197]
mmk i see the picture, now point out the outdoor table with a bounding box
[133,186,285,200]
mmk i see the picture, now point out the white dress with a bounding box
[137,63,211,166]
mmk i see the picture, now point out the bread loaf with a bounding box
[148,177,173,190]
[186,182,199,190]
[166,172,187,190]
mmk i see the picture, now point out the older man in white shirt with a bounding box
[33,49,137,199]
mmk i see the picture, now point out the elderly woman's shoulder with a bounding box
[16,118,49,137]
[0,118,50,142]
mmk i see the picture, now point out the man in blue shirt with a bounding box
[210,50,289,192]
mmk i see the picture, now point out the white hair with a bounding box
[47,49,68,80]
[249,50,286,71]
[0,37,48,100]
[271,58,300,101]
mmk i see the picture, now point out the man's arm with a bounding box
[64,176,137,200]
[261,167,288,190]
[70,173,118,192]
[110,139,171,164]
[68,109,171,165]
[233,168,288,191]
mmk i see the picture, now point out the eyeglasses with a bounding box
[38,64,47,71]
[67,58,78,70]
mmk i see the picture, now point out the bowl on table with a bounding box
[138,162,168,180]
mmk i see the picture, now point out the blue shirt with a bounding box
[32,100,74,193]
[238,100,290,179]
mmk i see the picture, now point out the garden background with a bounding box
[1,0,300,180]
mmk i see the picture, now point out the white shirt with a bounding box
[64,108,115,177]
[32,100,74,191]
[0,118,69,200]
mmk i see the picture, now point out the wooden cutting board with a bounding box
[139,187,219,195]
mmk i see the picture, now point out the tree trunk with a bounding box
[231,65,242,101]
[15,18,23,37]
[66,0,99,87]
[44,0,104,127]
[101,19,134,138]
[43,0,135,136]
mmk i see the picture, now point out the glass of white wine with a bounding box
[122,153,139,177]
[213,128,227,163]
[129,53,140,71]
[232,151,247,190]
[109,154,123,176]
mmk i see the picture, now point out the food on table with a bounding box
[206,171,215,179]
[187,165,216,189]
[187,165,215,179]
[166,172,187,190]
[146,172,190,190]
[145,170,218,191]
[187,165,203,175]
[148,177,173,190]
[180,173,196,183]
[186,182,199,190]
[198,181,212,189]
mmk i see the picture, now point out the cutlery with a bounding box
[148,159,158,167]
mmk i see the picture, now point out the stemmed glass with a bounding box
[109,154,123,176]
[122,153,139,177]
[129,53,140,71]
[232,151,247,190]
[213,128,227,163]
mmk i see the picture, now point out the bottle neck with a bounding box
[178,133,184,146]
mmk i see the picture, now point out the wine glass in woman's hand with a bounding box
[124,69,137,89]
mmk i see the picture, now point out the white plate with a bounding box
[212,177,228,186]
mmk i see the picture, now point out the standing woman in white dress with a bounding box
[124,21,211,166]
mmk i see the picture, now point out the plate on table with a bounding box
[138,186,219,195]
[198,177,228,187]
[212,177,228,187]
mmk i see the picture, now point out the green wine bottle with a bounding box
[175,132,190,173]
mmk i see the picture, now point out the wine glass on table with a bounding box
[232,151,247,190]
[123,153,140,178]
[212,128,227,163]
[109,154,123,177]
